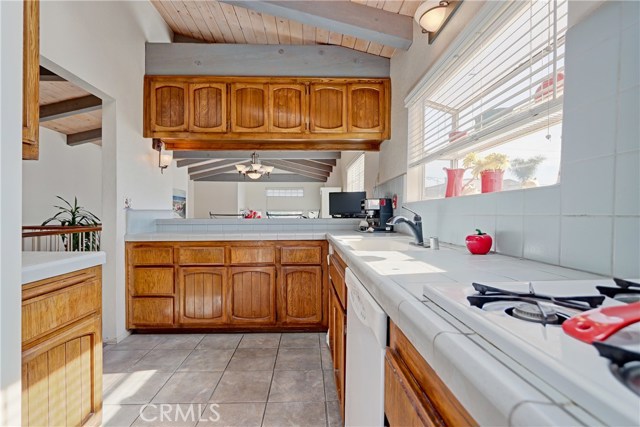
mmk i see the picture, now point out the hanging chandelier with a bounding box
[235,152,274,180]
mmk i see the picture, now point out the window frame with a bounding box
[346,153,365,193]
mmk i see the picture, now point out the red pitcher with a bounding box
[480,170,504,193]
[444,168,466,198]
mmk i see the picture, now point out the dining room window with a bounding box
[346,154,365,192]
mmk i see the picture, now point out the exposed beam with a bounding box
[309,159,337,166]
[263,160,331,178]
[40,95,102,122]
[67,128,101,146]
[176,159,210,168]
[163,139,381,151]
[146,43,389,77]
[173,151,342,160]
[39,66,65,82]
[195,173,326,183]
[187,159,245,174]
[219,0,412,49]
[282,159,333,173]
[262,161,330,179]
[190,162,250,181]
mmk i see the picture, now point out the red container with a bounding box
[444,168,465,198]
[480,170,504,193]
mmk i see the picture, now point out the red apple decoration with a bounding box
[466,229,493,255]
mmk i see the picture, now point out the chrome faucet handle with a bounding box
[401,206,421,221]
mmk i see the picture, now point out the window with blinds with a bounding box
[347,154,365,192]
[407,0,567,170]
[265,188,304,197]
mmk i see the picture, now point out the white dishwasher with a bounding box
[344,268,388,427]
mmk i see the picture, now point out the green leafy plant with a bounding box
[463,152,510,179]
[42,196,101,251]
[510,156,546,183]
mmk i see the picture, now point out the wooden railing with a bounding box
[22,225,102,252]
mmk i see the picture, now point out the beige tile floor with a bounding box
[102,333,342,427]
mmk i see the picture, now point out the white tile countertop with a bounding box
[22,251,106,284]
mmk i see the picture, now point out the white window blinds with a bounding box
[347,154,365,192]
[407,0,568,167]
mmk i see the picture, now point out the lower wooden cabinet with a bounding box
[22,266,103,427]
[178,267,226,325]
[328,250,347,420]
[385,321,477,427]
[229,266,276,325]
[279,266,323,325]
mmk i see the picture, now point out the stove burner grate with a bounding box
[597,278,640,302]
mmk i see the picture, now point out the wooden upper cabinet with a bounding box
[149,81,188,132]
[22,0,39,160]
[178,267,226,325]
[348,83,386,133]
[269,84,307,133]
[279,266,323,325]
[189,83,227,132]
[228,266,276,325]
[230,83,268,132]
[309,83,347,133]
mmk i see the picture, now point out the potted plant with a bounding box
[42,196,101,251]
[510,156,546,189]
[463,152,510,193]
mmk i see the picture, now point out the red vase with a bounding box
[480,170,504,193]
[444,168,465,198]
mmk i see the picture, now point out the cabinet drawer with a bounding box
[281,246,322,265]
[130,246,173,265]
[178,247,225,265]
[329,254,346,308]
[23,278,101,344]
[230,247,275,264]
[132,268,174,295]
[130,298,174,326]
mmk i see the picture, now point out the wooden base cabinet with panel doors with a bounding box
[22,266,103,427]
[126,241,328,331]
[385,321,477,427]
[144,76,390,150]
[328,250,347,421]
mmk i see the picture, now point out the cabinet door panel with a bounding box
[150,81,187,132]
[310,84,347,133]
[330,288,346,418]
[281,246,322,265]
[231,83,268,132]
[279,266,322,324]
[269,84,306,133]
[130,297,174,326]
[22,315,102,427]
[22,0,39,160]
[132,268,174,296]
[178,267,226,325]
[228,267,276,325]
[189,83,227,132]
[348,83,385,133]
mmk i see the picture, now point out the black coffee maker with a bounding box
[361,198,394,232]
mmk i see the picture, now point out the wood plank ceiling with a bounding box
[39,68,103,146]
[151,0,421,58]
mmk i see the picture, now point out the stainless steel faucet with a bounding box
[386,206,425,246]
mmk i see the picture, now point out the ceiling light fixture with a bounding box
[235,152,273,180]
[414,0,463,44]
[152,139,173,174]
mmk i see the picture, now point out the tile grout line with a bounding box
[260,333,283,427]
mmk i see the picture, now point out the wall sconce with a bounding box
[152,139,173,174]
[414,0,463,44]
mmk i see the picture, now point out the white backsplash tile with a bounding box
[523,215,561,265]
[560,216,613,276]
[561,155,615,215]
[613,216,640,278]
[523,185,561,215]
[496,190,524,216]
[616,87,640,154]
[621,0,640,29]
[495,216,524,258]
[619,24,640,92]
[615,151,640,216]
[561,96,617,162]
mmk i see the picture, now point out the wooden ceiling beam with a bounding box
[176,159,210,168]
[219,0,413,49]
[172,150,343,160]
[187,158,245,174]
[261,160,330,179]
[190,162,250,180]
[281,159,333,173]
[67,128,101,146]
[195,173,326,183]
[309,159,337,166]
[40,95,102,122]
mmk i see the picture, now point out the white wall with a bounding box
[0,2,24,424]
[39,1,173,342]
[193,182,239,218]
[389,1,640,278]
[22,127,102,225]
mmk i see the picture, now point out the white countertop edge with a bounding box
[22,251,106,284]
